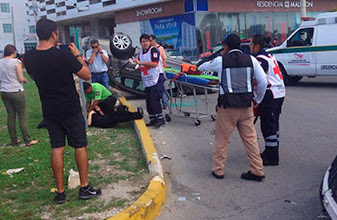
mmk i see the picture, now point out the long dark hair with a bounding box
[4,44,16,57]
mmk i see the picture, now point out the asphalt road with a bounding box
[128,76,337,220]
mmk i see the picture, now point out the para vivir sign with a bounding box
[257,1,314,8]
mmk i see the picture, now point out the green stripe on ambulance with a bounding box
[268,45,337,54]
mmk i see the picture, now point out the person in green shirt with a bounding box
[83,82,117,114]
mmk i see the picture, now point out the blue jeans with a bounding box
[162,89,168,109]
[91,72,109,90]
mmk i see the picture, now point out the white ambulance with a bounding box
[267,12,337,85]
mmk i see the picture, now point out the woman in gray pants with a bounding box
[0,44,39,147]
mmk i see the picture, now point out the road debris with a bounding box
[5,168,24,177]
[178,197,186,201]
[68,169,80,189]
[160,154,172,160]
[284,200,297,206]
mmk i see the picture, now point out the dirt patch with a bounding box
[41,158,151,220]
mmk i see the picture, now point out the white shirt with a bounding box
[0,58,24,92]
[86,49,108,73]
[199,50,268,104]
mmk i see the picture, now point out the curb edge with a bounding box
[107,97,166,220]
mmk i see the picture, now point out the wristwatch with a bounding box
[99,51,103,54]
[75,54,81,58]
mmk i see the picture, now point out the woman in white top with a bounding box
[0,44,39,147]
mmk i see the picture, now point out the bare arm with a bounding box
[87,111,94,126]
[86,102,91,112]
[16,62,28,83]
[132,58,158,68]
[68,43,91,81]
[87,50,96,64]
[99,46,109,63]
[160,47,167,67]
[90,100,100,112]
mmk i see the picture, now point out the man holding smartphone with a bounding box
[86,40,110,89]
[24,18,101,204]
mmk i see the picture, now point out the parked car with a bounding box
[166,49,184,60]
[320,155,337,220]
[267,12,337,85]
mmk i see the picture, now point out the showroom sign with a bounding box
[136,7,163,17]
[257,1,314,8]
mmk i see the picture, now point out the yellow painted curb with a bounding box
[107,97,166,220]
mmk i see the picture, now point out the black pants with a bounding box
[145,74,164,122]
[91,109,142,128]
[258,90,284,148]
[98,95,117,114]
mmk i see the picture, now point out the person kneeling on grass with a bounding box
[87,105,143,128]
[83,82,117,114]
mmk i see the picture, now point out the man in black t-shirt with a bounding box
[24,19,101,204]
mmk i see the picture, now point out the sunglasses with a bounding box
[92,46,98,49]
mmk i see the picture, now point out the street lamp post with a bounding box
[11,6,16,46]
[301,0,307,18]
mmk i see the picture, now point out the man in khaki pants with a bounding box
[199,34,268,181]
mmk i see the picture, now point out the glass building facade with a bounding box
[195,11,321,53]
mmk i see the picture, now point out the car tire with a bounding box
[110,32,135,60]
[279,62,303,85]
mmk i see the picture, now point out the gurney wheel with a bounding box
[194,119,201,126]
[183,112,190,117]
[165,114,171,122]
[211,114,216,121]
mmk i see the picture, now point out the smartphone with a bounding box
[59,44,69,50]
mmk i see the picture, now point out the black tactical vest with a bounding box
[218,50,254,108]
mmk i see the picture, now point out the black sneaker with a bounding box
[137,107,144,117]
[37,119,47,129]
[241,171,265,182]
[261,150,279,166]
[54,191,66,204]
[79,184,102,200]
[146,120,156,127]
[154,119,165,128]
[211,171,224,180]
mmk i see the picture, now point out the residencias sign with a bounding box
[257,1,314,8]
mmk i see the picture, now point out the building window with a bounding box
[103,0,115,7]
[0,3,10,13]
[47,9,55,14]
[56,1,65,7]
[3,24,12,33]
[29,26,36,33]
[56,11,66,16]
[89,0,101,4]
[46,0,55,5]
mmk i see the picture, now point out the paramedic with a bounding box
[250,34,286,166]
[199,34,268,182]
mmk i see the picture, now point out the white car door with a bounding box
[283,28,316,77]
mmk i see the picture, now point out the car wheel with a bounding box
[279,62,302,86]
[110,32,135,60]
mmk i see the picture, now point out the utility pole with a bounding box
[11,6,16,46]
[32,0,37,23]
[300,0,307,18]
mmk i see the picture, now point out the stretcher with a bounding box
[165,72,219,126]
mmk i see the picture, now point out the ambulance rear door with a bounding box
[315,20,337,76]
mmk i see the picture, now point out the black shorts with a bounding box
[46,112,88,148]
